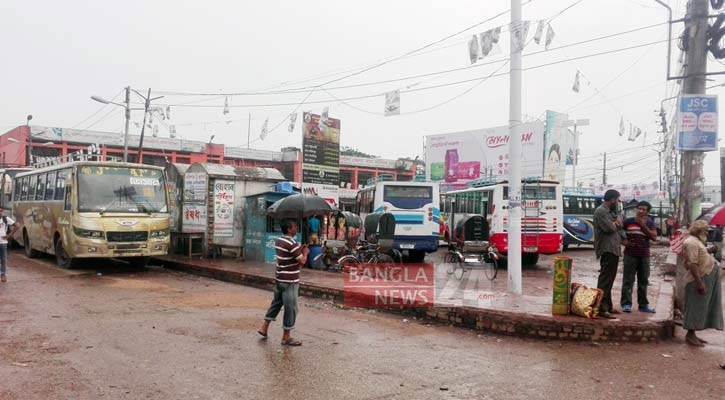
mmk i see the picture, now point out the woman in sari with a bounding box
[682,220,723,346]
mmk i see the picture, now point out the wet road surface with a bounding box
[1,251,724,400]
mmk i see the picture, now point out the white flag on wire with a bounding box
[288,113,297,133]
[572,71,581,93]
[468,34,480,64]
[169,125,176,138]
[319,106,329,132]
[223,96,230,115]
[166,106,171,120]
[534,20,545,44]
[628,123,636,141]
[511,21,530,51]
[619,117,625,136]
[152,124,159,137]
[479,27,501,58]
[260,118,269,140]
[384,89,401,116]
[545,23,555,49]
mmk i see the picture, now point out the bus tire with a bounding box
[127,257,150,269]
[522,253,539,266]
[23,230,41,259]
[408,250,426,263]
[54,238,76,269]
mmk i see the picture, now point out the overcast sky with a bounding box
[1,0,721,187]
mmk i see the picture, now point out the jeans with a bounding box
[264,282,299,330]
[597,252,619,313]
[620,255,650,308]
[0,243,6,275]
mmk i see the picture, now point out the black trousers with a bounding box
[597,252,620,313]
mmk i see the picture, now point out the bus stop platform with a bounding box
[152,249,675,343]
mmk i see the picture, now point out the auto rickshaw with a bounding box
[321,211,363,270]
[445,215,499,280]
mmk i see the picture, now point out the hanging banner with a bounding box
[425,122,545,192]
[302,112,340,206]
[182,204,207,233]
[678,94,718,151]
[213,180,235,237]
[184,172,207,203]
[384,89,401,116]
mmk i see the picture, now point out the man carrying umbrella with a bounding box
[258,218,309,346]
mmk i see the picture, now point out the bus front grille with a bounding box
[107,231,148,242]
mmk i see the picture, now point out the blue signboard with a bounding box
[678,95,718,151]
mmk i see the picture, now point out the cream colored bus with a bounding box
[13,161,171,268]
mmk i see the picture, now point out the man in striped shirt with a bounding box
[258,218,308,346]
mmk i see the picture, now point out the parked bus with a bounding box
[0,167,32,217]
[356,177,439,262]
[562,192,603,250]
[13,161,170,268]
[440,179,562,265]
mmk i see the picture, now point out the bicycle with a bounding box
[444,240,499,281]
[337,240,401,272]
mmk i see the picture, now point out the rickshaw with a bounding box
[337,212,402,272]
[320,211,363,270]
[445,215,499,280]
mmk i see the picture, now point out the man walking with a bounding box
[593,189,624,318]
[0,208,18,283]
[620,201,657,313]
[258,218,308,346]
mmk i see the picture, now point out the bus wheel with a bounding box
[127,257,150,269]
[23,230,40,258]
[408,250,426,263]
[522,253,539,266]
[55,238,75,269]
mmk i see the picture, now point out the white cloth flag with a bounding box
[260,118,269,140]
[288,113,297,133]
[618,117,625,136]
[319,107,329,132]
[223,96,230,115]
[468,35,480,64]
[545,23,555,49]
[478,27,501,58]
[511,21,530,51]
[152,125,158,137]
[628,123,636,141]
[166,106,171,120]
[169,125,176,138]
[572,71,581,93]
[534,20,545,44]
[384,89,400,116]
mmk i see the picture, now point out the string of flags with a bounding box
[467,20,556,65]
[618,116,644,142]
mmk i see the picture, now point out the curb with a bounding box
[156,257,675,343]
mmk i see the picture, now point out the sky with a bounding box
[0,0,722,188]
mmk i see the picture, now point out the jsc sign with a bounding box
[678,94,718,151]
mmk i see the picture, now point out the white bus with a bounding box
[440,178,562,265]
[356,177,440,262]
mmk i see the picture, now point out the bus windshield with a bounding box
[78,166,168,213]
[383,185,432,209]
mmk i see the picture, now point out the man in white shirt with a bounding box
[0,208,18,282]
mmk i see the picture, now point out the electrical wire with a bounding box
[70,88,124,129]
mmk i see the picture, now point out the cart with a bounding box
[444,215,499,280]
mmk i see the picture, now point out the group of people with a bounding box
[593,190,723,346]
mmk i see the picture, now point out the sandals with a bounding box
[281,338,302,346]
[257,330,268,339]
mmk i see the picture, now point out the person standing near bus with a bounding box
[593,189,624,319]
[620,201,657,313]
[258,218,308,346]
[0,208,18,283]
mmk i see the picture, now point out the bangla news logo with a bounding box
[343,263,434,308]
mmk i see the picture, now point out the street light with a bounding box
[26,115,33,167]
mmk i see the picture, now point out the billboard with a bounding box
[425,122,545,192]
[678,95,718,151]
[302,112,340,206]
[213,180,235,237]
[543,111,576,182]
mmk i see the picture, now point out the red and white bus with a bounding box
[440,179,563,264]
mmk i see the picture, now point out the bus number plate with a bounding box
[399,244,415,249]
[524,246,538,252]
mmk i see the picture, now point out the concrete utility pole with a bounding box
[123,86,131,162]
[721,148,725,203]
[507,0,523,295]
[678,0,709,225]
[602,152,607,186]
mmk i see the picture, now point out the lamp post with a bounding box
[25,115,33,166]
[91,87,133,161]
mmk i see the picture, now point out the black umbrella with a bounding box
[266,193,336,218]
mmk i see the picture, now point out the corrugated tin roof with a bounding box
[188,163,284,181]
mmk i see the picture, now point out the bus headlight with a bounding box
[73,227,105,239]
[150,229,170,238]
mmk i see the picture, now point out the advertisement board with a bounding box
[678,95,718,151]
[213,180,235,237]
[425,122,545,192]
[182,204,207,233]
[544,111,576,183]
[184,172,207,203]
[302,112,340,206]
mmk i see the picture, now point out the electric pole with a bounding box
[507,0,523,295]
[678,0,708,225]
[123,86,130,162]
[602,152,607,185]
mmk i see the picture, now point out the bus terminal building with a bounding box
[0,125,417,196]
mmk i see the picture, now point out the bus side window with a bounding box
[20,177,28,201]
[55,170,69,201]
[28,175,37,200]
[63,177,72,211]
[35,173,46,201]
[13,178,21,202]
[45,172,56,200]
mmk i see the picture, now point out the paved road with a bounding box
[1,251,724,400]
